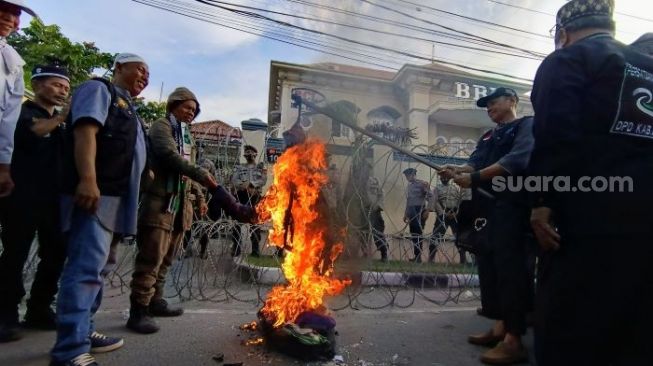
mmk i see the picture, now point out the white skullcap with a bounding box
[112,53,148,69]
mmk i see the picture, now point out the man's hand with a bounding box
[438,166,457,180]
[198,201,208,217]
[403,215,409,223]
[203,173,218,189]
[453,173,472,188]
[0,164,14,197]
[74,178,101,213]
[530,207,561,251]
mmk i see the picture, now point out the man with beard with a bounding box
[0,63,69,342]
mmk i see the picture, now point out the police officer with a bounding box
[441,87,534,364]
[230,145,267,257]
[0,63,69,342]
[366,174,388,262]
[402,168,432,263]
[529,1,653,364]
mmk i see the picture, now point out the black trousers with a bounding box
[535,231,653,366]
[477,201,535,335]
[0,196,66,319]
[406,205,427,258]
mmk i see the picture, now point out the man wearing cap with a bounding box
[127,87,255,334]
[0,62,69,342]
[0,0,37,198]
[440,87,535,364]
[230,144,267,257]
[402,167,432,263]
[530,0,653,364]
[51,53,150,366]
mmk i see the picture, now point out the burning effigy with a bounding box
[251,137,352,361]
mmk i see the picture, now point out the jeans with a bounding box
[51,210,112,362]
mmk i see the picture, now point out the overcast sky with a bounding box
[26,0,651,126]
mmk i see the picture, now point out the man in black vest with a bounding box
[529,0,653,364]
[50,53,150,366]
[441,87,534,364]
[0,63,70,342]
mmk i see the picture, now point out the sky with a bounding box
[25,0,652,126]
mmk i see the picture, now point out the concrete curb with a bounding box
[234,259,479,288]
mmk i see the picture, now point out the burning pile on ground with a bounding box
[251,139,351,360]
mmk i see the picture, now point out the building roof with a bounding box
[310,62,396,81]
[190,120,242,142]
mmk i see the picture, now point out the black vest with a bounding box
[473,116,531,205]
[62,78,142,196]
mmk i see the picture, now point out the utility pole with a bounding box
[158,82,164,102]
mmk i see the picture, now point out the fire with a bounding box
[257,139,351,327]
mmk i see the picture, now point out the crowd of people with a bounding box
[0,0,652,365]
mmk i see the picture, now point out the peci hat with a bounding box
[0,0,37,17]
[476,87,519,108]
[556,0,614,28]
[31,63,70,82]
[402,168,417,176]
[112,53,148,69]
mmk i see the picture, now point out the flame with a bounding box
[257,139,351,327]
[243,337,264,346]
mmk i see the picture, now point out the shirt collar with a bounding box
[24,100,56,118]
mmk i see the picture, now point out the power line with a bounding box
[388,0,550,38]
[359,0,545,58]
[134,0,536,82]
[188,0,542,60]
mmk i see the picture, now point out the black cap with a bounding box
[476,87,519,108]
[402,168,416,175]
[31,64,70,82]
[556,0,614,28]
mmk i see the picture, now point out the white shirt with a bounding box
[0,38,25,164]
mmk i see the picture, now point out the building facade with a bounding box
[265,61,534,237]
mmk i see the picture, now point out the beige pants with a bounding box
[130,225,184,306]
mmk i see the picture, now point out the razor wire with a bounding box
[4,124,483,313]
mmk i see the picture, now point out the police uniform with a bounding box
[530,0,653,363]
[365,176,388,261]
[403,168,433,262]
[230,159,267,256]
[467,88,535,341]
[0,65,68,332]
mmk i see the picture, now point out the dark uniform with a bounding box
[468,111,535,338]
[0,100,66,327]
[530,2,653,363]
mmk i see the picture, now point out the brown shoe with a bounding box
[468,329,504,347]
[480,342,528,365]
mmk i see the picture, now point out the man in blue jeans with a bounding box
[51,53,150,366]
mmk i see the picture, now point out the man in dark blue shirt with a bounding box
[442,87,534,364]
[529,0,653,364]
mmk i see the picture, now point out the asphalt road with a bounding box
[0,287,535,366]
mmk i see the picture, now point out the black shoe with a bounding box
[50,353,98,366]
[23,307,57,330]
[149,299,183,317]
[0,320,21,343]
[126,302,159,334]
[89,331,124,353]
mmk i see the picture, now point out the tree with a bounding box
[134,98,167,126]
[8,19,115,88]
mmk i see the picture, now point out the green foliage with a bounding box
[7,18,115,88]
[134,98,167,125]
